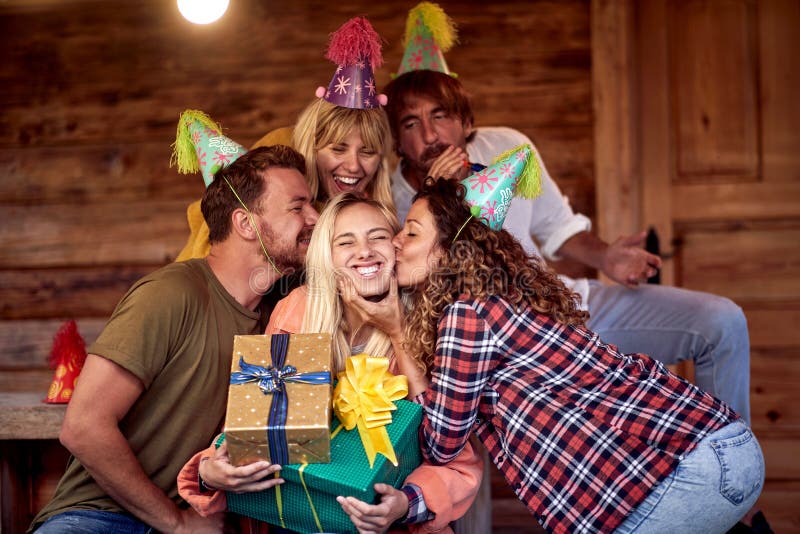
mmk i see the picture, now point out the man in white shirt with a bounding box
[384,69,751,423]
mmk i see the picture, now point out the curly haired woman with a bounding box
[391,177,764,534]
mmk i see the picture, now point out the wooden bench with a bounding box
[0,392,68,533]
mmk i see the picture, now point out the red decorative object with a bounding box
[44,320,87,404]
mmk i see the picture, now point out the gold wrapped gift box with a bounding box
[224,333,333,467]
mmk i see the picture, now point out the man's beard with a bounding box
[258,222,310,273]
[419,143,449,165]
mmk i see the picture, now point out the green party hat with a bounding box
[170,109,247,187]
[396,2,458,76]
[460,144,542,230]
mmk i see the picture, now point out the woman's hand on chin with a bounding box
[338,274,404,340]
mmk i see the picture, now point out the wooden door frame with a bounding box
[592,0,675,284]
[592,0,639,243]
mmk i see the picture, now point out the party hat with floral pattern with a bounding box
[315,17,388,109]
[396,2,458,76]
[170,109,247,187]
[460,144,542,230]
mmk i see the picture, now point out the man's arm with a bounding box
[555,230,662,288]
[59,355,222,533]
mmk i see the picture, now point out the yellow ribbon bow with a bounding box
[333,354,408,468]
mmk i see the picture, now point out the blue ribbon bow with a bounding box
[229,334,331,464]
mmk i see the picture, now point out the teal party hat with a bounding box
[170,109,247,187]
[460,144,542,230]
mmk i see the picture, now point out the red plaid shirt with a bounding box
[420,296,737,534]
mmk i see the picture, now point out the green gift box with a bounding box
[226,399,423,534]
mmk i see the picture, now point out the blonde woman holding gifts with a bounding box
[178,194,483,534]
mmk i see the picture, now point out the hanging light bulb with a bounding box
[177,0,230,25]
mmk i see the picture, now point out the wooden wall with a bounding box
[1,1,592,531]
[663,2,800,529]
[0,0,594,389]
[594,0,800,531]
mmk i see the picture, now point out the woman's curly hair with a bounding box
[404,178,588,374]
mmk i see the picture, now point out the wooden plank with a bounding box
[0,126,591,205]
[0,441,34,534]
[455,48,589,83]
[0,1,592,83]
[750,347,800,436]
[760,438,800,480]
[760,0,800,182]
[0,201,189,268]
[0,393,65,440]
[1,86,307,150]
[0,265,158,319]
[1,84,308,149]
[520,125,594,184]
[0,318,106,369]
[743,303,800,349]
[758,480,800,533]
[668,0,759,180]
[678,226,800,300]
[0,144,201,205]
[638,0,675,285]
[1,77,592,149]
[591,0,640,244]
[0,0,591,147]
[0,0,324,142]
[0,369,53,394]
[31,442,70,527]
[672,181,800,221]
[473,80,592,128]
[445,1,590,52]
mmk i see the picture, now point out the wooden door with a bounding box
[594,0,800,529]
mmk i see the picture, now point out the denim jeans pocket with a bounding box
[710,422,764,506]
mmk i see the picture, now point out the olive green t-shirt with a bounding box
[31,259,266,529]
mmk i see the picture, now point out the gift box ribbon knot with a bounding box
[333,354,409,468]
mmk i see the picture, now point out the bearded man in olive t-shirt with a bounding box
[31,146,319,534]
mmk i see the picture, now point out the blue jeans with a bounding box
[586,281,751,423]
[35,510,153,534]
[616,420,764,533]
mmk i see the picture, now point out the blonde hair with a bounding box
[293,99,395,211]
[301,193,401,372]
